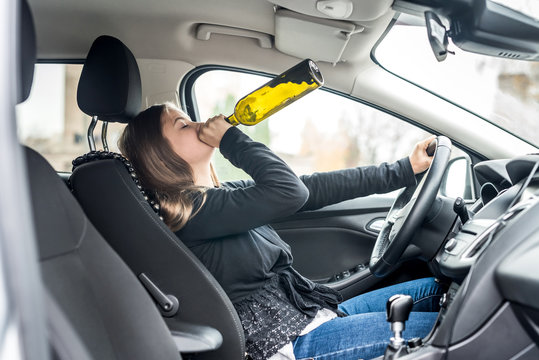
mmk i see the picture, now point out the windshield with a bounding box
[374,10,539,147]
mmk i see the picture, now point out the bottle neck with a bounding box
[226,114,239,126]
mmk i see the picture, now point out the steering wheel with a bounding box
[369,136,452,277]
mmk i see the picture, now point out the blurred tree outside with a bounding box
[494,61,538,144]
[297,106,429,174]
[198,69,432,184]
[376,24,539,147]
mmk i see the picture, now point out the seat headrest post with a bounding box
[87,116,98,152]
[101,122,109,152]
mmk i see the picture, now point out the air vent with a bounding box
[498,51,521,59]
[461,221,501,259]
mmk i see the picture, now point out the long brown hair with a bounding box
[119,103,210,231]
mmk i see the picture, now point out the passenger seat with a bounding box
[27,147,182,360]
[20,1,182,359]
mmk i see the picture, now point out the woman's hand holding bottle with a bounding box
[198,114,233,148]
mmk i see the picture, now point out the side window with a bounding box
[193,69,432,182]
[16,64,126,172]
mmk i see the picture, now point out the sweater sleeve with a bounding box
[298,158,416,211]
[179,127,309,240]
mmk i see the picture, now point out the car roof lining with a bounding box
[28,0,393,70]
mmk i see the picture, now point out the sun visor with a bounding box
[275,9,362,64]
[270,0,393,22]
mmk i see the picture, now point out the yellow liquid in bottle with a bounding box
[228,80,319,126]
[227,59,323,126]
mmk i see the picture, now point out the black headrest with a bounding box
[77,36,142,123]
[18,0,36,103]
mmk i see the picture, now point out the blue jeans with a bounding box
[293,278,443,360]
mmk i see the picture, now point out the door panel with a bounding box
[271,195,394,299]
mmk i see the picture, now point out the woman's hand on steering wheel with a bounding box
[369,136,452,277]
[409,135,436,174]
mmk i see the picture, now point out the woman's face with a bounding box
[161,107,214,167]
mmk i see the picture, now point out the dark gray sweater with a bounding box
[177,127,415,302]
[175,127,415,359]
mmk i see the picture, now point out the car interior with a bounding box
[4,0,539,359]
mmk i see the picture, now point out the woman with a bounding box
[119,102,443,360]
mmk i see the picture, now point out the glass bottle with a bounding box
[227,59,324,126]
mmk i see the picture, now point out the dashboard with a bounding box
[437,155,539,281]
[415,155,539,359]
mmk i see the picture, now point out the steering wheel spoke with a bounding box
[369,136,452,277]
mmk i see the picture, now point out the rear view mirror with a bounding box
[397,0,539,61]
[425,11,450,62]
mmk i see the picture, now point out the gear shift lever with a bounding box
[384,294,413,359]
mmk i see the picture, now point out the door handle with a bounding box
[367,218,385,233]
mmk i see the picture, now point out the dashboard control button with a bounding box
[408,337,423,349]
[445,238,457,252]
[439,293,448,307]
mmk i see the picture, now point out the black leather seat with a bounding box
[27,147,183,360]
[70,36,245,360]
[19,2,182,359]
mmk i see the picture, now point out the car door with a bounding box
[183,67,440,298]
[3,1,49,358]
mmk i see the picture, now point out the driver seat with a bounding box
[69,36,245,360]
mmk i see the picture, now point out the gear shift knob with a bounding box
[386,294,413,323]
[386,294,413,347]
